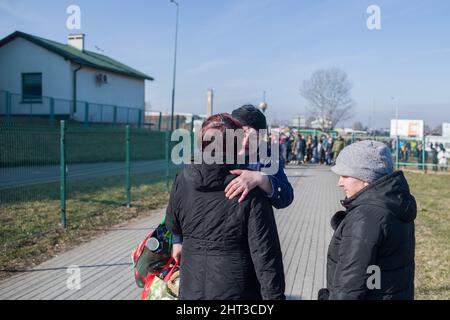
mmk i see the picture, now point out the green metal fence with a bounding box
[0,90,192,131]
[339,134,449,171]
[0,89,145,128]
[390,136,449,172]
[0,121,189,252]
[286,131,449,172]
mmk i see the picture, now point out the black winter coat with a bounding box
[166,163,285,300]
[323,171,416,300]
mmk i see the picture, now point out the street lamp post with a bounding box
[170,0,179,132]
[391,96,399,135]
[259,91,268,114]
[391,96,400,168]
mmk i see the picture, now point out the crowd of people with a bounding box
[390,140,449,172]
[272,128,449,173]
[277,130,346,166]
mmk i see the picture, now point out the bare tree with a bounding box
[352,121,364,131]
[431,125,442,135]
[306,115,315,127]
[300,67,355,130]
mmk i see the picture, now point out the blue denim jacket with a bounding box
[171,160,294,244]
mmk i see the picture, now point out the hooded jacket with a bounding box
[166,163,285,300]
[324,171,416,300]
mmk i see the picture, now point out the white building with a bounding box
[311,116,332,130]
[292,116,306,128]
[0,31,153,124]
[443,123,450,137]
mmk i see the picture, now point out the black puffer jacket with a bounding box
[166,163,285,300]
[323,171,416,300]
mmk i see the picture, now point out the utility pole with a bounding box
[207,89,213,117]
[169,0,179,132]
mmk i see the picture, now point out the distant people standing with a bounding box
[293,132,303,165]
[390,139,396,154]
[431,144,438,172]
[291,132,298,165]
[286,132,294,164]
[306,135,313,163]
[319,136,326,164]
[416,142,424,171]
[399,140,406,163]
[301,135,307,164]
[280,134,288,166]
[312,136,319,164]
[325,137,333,166]
[438,145,448,172]
[332,136,345,163]
[405,142,411,163]
[424,144,430,173]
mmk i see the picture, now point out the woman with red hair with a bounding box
[165,113,285,300]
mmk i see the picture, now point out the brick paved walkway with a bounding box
[0,165,343,300]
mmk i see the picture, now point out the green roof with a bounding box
[0,31,154,81]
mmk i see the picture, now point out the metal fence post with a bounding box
[113,106,118,124]
[165,130,170,192]
[396,136,400,170]
[138,109,142,128]
[49,98,55,128]
[125,125,131,208]
[158,112,162,131]
[29,100,33,126]
[5,91,11,126]
[60,120,67,229]
[84,102,89,127]
[422,136,426,172]
[190,118,195,155]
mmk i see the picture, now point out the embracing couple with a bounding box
[165,105,293,300]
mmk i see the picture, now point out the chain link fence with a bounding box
[0,89,144,128]
[339,134,449,172]
[0,121,186,254]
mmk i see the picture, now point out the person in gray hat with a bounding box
[319,140,416,300]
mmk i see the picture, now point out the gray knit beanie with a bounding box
[331,140,394,183]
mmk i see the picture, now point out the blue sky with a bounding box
[1,0,449,129]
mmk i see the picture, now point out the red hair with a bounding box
[199,113,244,153]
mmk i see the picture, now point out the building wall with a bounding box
[0,37,72,115]
[73,65,145,123]
[0,37,145,124]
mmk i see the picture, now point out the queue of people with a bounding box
[278,130,346,166]
[390,140,449,172]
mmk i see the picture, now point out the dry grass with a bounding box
[0,170,178,280]
[404,171,450,299]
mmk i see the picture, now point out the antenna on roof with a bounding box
[94,45,104,54]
